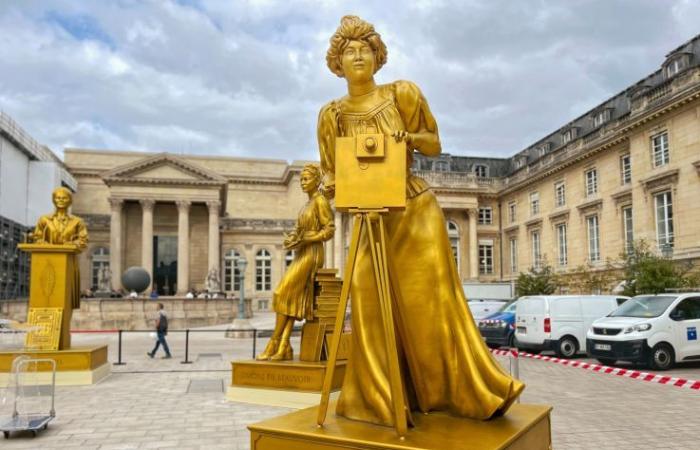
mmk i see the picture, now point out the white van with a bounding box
[586,293,700,370]
[515,295,629,358]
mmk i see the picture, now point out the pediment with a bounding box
[132,164,199,181]
[101,153,226,186]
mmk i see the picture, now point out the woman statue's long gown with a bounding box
[318,80,524,427]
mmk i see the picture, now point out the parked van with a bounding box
[467,299,509,321]
[515,295,629,358]
[587,293,700,370]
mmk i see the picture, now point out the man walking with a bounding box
[147,303,171,359]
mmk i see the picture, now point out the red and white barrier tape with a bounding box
[489,348,700,391]
[489,348,519,358]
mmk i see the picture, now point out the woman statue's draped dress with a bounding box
[275,191,334,321]
[318,80,524,427]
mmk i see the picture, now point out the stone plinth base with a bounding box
[227,386,341,409]
[249,402,552,450]
[232,359,346,391]
[228,359,346,408]
[0,345,110,385]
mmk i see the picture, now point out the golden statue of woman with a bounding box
[32,187,88,310]
[317,16,524,427]
[256,164,335,361]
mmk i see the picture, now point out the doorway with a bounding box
[153,235,177,295]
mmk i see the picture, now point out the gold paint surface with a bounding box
[232,359,346,392]
[0,345,108,372]
[316,16,524,428]
[18,188,89,351]
[335,134,406,211]
[25,307,63,351]
[19,244,82,349]
[257,164,335,361]
[249,402,552,450]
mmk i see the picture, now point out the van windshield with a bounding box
[500,301,517,313]
[609,295,677,318]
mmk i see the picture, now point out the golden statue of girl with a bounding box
[256,164,335,361]
[317,16,524,427]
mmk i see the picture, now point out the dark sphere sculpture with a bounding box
[121,267,151,293]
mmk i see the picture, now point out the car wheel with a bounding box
[649,343,674,371]
[596,358,616,366]
[555,336,578,358]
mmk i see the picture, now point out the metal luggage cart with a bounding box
[0,356,56,439]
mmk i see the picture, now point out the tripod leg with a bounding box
[367,215,408,437]
[317,214,363,427]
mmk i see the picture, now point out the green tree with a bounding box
[569,262,616,294]
[621,240,697,296]
[515,263,559,297]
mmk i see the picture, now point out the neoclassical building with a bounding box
[6,34,700,307]
[65,149,486,309]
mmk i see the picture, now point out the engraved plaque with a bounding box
[25,307,63,351]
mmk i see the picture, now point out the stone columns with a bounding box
[140,199,155,291]
[108,198,124,291]
[176,200,191,296]
[207,200,221,276]
[468,208,478,280]
[333,211,343,270]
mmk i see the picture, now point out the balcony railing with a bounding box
[413,170,502,190]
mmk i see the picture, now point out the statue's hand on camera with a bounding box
[391,130,413,144]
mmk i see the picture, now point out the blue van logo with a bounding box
[688,327,697,341]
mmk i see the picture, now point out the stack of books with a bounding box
[313,268,343,331]
[299,268,350,362]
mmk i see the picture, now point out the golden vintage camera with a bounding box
[335,133,406,211]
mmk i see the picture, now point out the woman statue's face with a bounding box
[341,40,375,83]
[300,171,319,193]
[53,190,72,209]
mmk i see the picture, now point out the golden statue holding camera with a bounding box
[316,16,524,435]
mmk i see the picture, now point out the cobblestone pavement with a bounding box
[0,314,697,449]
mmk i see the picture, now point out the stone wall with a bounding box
[0,298,236,330]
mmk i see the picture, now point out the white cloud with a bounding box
[0,0,698,163]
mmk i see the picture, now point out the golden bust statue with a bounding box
[317,16,524,427]
[32,187,88,309]
[256,164,335,361]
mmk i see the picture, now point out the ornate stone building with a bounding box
[7,34,700,306]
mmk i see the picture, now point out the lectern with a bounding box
[18,243,80,350]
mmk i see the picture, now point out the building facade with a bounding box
[0,112,76,299]
[4,34,700,306]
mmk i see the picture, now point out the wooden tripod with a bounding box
[316,209,409,438]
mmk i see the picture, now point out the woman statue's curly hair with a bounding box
[326,15,388,77]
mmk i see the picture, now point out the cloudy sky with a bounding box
[1,0,699,162]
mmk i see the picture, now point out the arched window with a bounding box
[223,249,242,292]
[434,160,449,172]
[473,164,488,178]
[446,221,460,272]
[91,247,110,289]
[256,249,272,291]
[285,250,295,270]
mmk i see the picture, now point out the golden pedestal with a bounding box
[18,243,80,350]
[0,345,110,385]
[249,402,552,450]
[227,359,346,409]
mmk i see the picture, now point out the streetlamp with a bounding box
[226,256,253,337]
[237,257,248,320]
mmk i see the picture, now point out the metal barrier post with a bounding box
[181,329,192,364]
[114,330,126,365]
[252,329,257,359]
